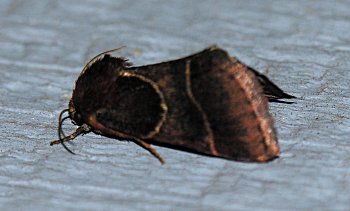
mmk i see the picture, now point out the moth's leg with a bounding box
[50,124,91,145]
[133,138,165,164]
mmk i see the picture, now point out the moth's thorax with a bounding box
[69,55,129,127]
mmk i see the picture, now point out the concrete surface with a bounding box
[1,0,349,210]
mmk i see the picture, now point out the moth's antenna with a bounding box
[58,109,69,139]
[58,116,70,139]
[80,46,126,76]
[56,109,76,154]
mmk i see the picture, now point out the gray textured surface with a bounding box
[1,0,349,210]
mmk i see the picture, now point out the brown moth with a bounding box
[50,46,294,164]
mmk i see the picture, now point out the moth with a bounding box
[51,46,294,164]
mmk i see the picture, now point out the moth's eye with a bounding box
[76,113,82,121]
[71,112,83,125]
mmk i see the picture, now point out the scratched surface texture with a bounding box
[0,0,349,210]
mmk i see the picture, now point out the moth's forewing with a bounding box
[127,47,280,162]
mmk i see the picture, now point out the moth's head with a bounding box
[53,99,92,155]
[68,52,133,126]
[68,98,84,126]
